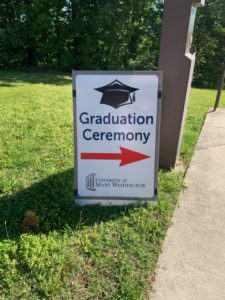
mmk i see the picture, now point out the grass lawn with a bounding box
[0,70,224,299]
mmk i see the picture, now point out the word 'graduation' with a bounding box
[79,112,154,144]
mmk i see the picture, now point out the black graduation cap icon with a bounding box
[95,79,139,109]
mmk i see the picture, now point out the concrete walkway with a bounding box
[150,108,225,300]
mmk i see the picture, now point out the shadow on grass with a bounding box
[0,83,14,87]
[0,168,131,241]
[0,69,71,86]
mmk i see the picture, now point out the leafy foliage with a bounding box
[0,0,163,72]
[0,1,224,87]
[193,0,225,87]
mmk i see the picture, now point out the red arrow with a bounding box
[81,147,150,166]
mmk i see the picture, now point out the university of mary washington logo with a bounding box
[95,79,139,109]
[86,173,96,191]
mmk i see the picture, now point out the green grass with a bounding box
[0,70,224,299]
[181,87,225,161]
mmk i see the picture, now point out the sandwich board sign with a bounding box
[72,71,162,205]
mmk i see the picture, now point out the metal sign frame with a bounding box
[72,70,162,206]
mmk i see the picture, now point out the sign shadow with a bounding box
[0,168,135,241]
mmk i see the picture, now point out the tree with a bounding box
[69,0,163,70]
[3,0,224,91]
[193,0,225,88]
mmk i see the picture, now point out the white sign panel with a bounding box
[73,71,161,205]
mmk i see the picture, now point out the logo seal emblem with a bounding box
[86,173,96,191]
